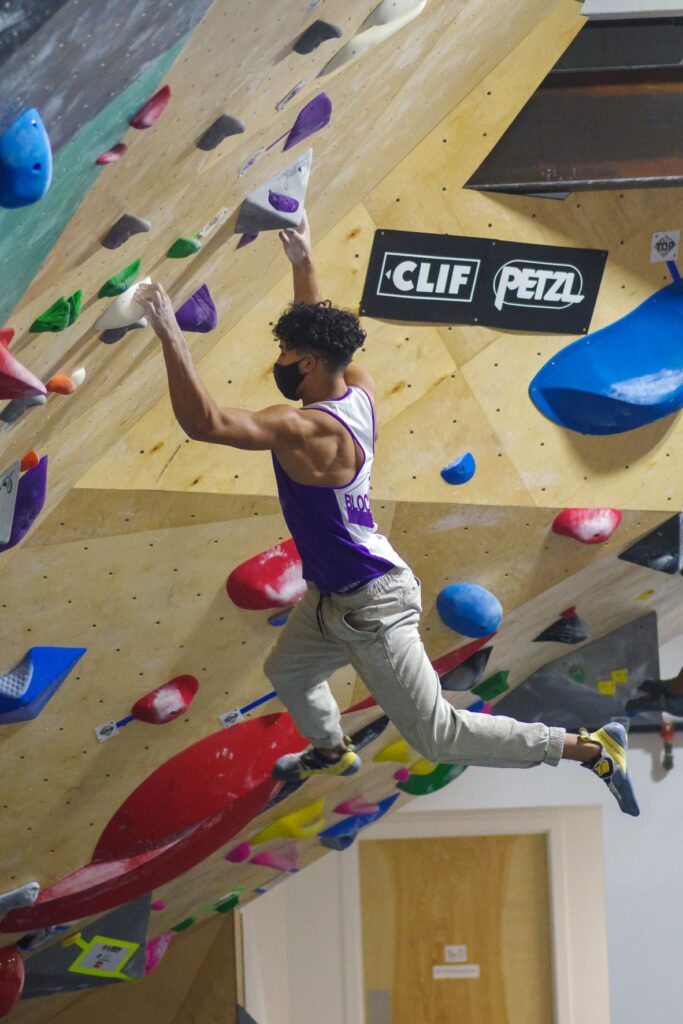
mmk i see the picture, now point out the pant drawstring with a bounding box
[316,593,328,636]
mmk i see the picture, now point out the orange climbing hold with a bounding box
[46,373,76,395]
[20,451,39,472]
[130,85,171,129]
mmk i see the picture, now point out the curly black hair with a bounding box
[272,299,366,370]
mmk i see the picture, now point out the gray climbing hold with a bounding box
[101,214,151,250]
[236,149,312,234]
[100,319,147,345]
[0,461,19,544]
[0,881,40,916]
[0,393,46,427]
[197,114,245,151]
[294,20,343,54]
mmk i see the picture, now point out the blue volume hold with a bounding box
[0,646,86,724]
[437,582,502,637]
[440,451,476,485]
[319,793,399,851]
[0,108,53,209]
[529,281,683,435]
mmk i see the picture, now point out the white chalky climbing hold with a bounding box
[319,1,427,76]
[0,880,40,915]
[95,277,150,330]
[361,0,427,29]
[71,367,86,387]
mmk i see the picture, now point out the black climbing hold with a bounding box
[533,614,591,645]
[440,647,492,692]
[618,513,683,575]
[263,778,305,811]
[349,714,390,751]
[101,214,151,250]
[293,20,343,55]
[99,319,147,345]
[196,114,245,151]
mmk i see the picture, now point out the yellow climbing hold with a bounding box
[250,798,325,844]
[611,669,628,685]
[597,679,616,696]
[409,758,438,776]
[636,589,655,601]
[372,738,416,764]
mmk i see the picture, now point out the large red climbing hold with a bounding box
[552,508,622,544]
[0,329,46,401]
[0,945,23,1017]
[226,538,306,610]
[130,85,171,129]
[131,675,199,725]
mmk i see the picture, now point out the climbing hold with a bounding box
[172,917,196,933]
[397,763,467,797]
[530,280,683,435]
[284,92,332,151]
[319,1,427,76]
[131,675,199,725]
[227,538,305,610]
[150,899,165,911]
[0,394,46,427]
[619,514,683,575]
[636,589,655,601]
[440,452,476,485]
[101,214,151,250]
[437,583,503,637]
[362,0,427,28]
[19,451,39,472]
[98,259,142,298]
[552,508,622,544]
[95,277,150,330]
[196,115,245,151]
[440,646,492,692]
[99,320,147,345]
[215,894,240,914]
[268,191,300,214]
[96,143,128,165]
[347,714,390,752]
[130,85,171,129]
[67,290,82,326]
[333,796,380,816]
[393,767,410,782]
[372,737,415,764]
[0,329,45,401]
[46,373,76,395]
[0,882,40,917]
[250,842,300,872]
[0,455,48,554]
[166,235,201,259]
[0,108,52,209]
[237,233,259,249]
[250,798,325,844]
[534,609,591,645]
[276,81,307,112]
[0,644,86,724]
[319,794,399,851]
[409,758,438,776]
[268,609,292,626]
[71,367,86,387]
[29,296,70,333]
[294,20,343,54]
[0,945,24,1017]
[236,149,312,234]
[0,462,19,545]
[144,932,173,974]
[225,842,251,863]
[471,670,510,702]
[175,284,217,334]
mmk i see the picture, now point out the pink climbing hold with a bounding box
[552,508,622,544]
[333,796,380,816]
[0,328,47,401]
[151,899,166,911]
[393,767,410,782]
[250,842,300,872]
[0,945,24,1018]
[96,143,128,165]
[225,841,251,863]
[131,675,199,725]
[227,538,306,610]
[130,85,171,129]
[144,932,173,974]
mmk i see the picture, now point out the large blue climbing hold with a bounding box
[319,793,399,851]
[0,109,52,209]
[437,583,502,637]
[0,646,86,724]
[441,452,476,485]
[529,281,683,435]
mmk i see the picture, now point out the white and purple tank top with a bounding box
[272,386,407,594]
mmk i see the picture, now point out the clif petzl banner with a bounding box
[359,230,608,334]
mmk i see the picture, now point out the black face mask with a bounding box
[273,358,306,400]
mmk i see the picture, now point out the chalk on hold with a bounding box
[96,142,128,165]
[227,538,305,610]
[0,945,24,1018]
[101,214,151,250]
[99,319,147,345]
[361,0,427,29]
[0,644,86,724]
[196,114,245,151]
[131,675,199,725]
[144,932,173,975]
[284,92,332,151]
[319,1,426,76]
[0,108,52,209]
[471,670,510,701]
[99,259,142,298]
[71,368,86,387]
[533,610,591,645]
[293,20,343,54]
[237,233,259,249]
[175,284,217,333]
[250,842,300,872]
[250,798,325,844]
[440,646,492,692]
[0,329,46,400]
[333,796,380,816]
[552,508,622,544]
[166,235,201,259]
[397,763,466,797]
[46,373,76,395]
[437,582,503,637]
[0,881,40,916]
[618,513,683,575]
[130,85,171,129]
[29,296,70,333]
[95,277,150,330]
[441,452,476,485]
[236,149,312,234]
[0,455,47,554]
[225,842,251,863]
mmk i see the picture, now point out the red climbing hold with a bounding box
[96,143,128,165]
[0,329,46,401]
[552,508,622,544]
[131,675,199,725]
[0,945,23,1018]
[227,538,306,610]
[20,450,39,472]
[130,85,171,129]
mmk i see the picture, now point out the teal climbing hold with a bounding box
[0,646,86,724]
[0,109,52,209]
[98,259,142,298]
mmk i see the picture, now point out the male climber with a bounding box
[136,211,639,817]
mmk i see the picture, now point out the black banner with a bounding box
[359,230,608,334]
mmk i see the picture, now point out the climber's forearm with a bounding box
[157,326,221,439]
[292,254,322,304]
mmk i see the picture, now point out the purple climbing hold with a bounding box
[237,233,259,249]
[284,93,332,151]
[175,284,217,334]
[0,456,47,554]
[268,191,300,214]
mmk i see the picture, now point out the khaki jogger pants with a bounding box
[264,567,566,768]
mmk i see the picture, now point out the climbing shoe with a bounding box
[272,736,361,782]
[580,721,640,817]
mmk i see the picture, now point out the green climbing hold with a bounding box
[397,763,467,796]
[569,665,587,684]
[166,235,201,259]
[67,290,82,326]
[471,670,510,702]
[215,893,240,914]
[30,296,71,333]
[98,259,142,298]
[171,916,196,932]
